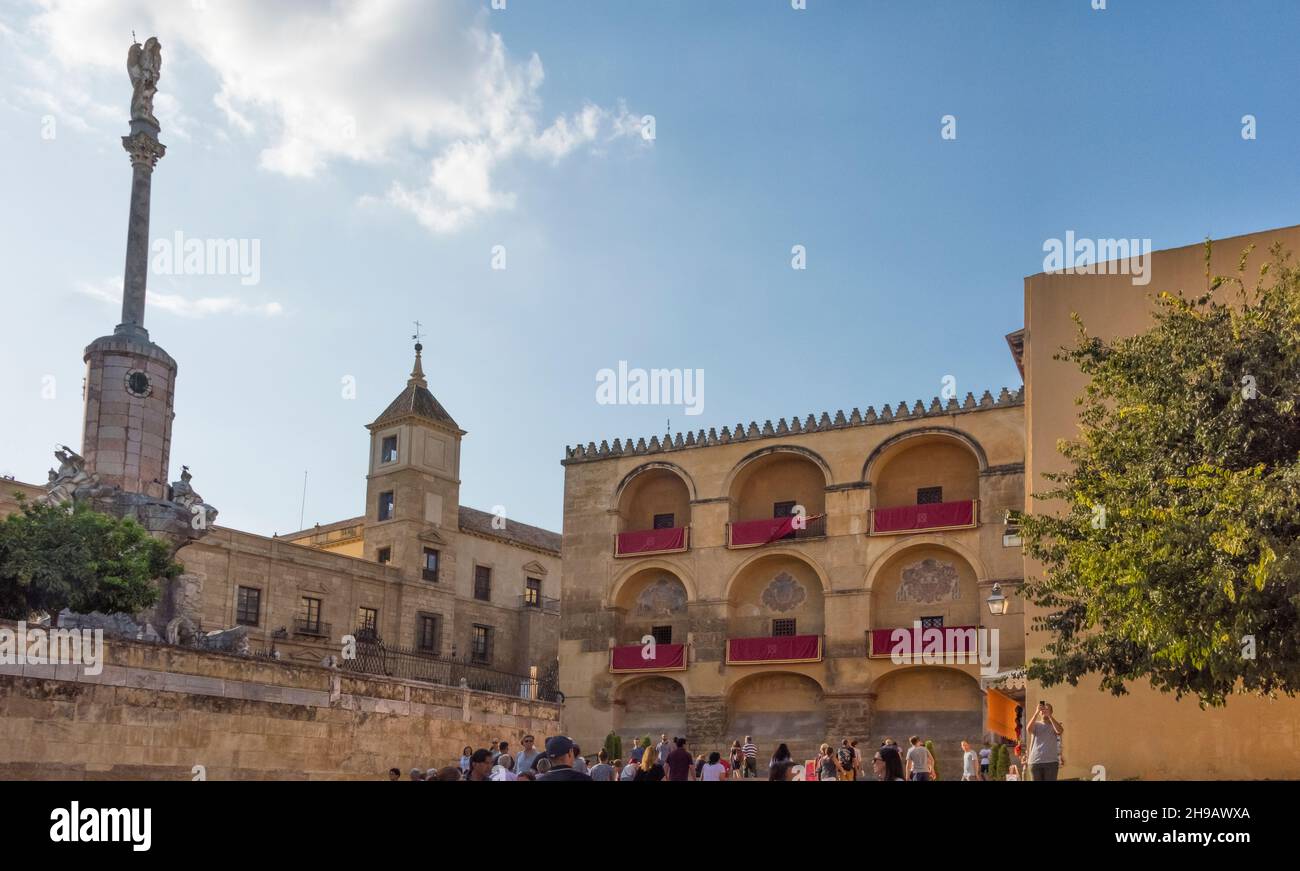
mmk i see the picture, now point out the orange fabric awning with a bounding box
[987,687,1019,741]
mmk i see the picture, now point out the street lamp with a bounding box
[986,583,1009,617]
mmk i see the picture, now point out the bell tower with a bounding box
[81,36,176,500]
[363,335,466,576]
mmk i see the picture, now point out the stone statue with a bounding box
[169,465,218,530]
[127,36,162,127]
[45,444,101,505]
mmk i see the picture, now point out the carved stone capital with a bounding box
[122,131,166,167]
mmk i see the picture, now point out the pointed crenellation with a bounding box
[562,385,1025,462]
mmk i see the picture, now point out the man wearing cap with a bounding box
[537,736,593,781]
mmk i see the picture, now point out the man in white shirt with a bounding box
[961,741,979,781]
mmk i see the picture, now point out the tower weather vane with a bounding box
[412,320,424,344]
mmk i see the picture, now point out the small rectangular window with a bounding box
[653,513,675,529]
[377,546,392,565]
[917,487,943,505]
[772,618,797,637]
[358,607,378,635]
[417,613,441,653]
[381,435,398,464]
[471,625,493,663]
[920,615,944,629]
[236,586,261,627]
[651,625,673,645]
[773,501,797,518]
[422,548,439,581]
[378,491,394,521]
[524,577,541,606]
[474,565,492,601]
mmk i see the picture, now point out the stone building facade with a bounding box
[558,378,1026,773]
[1,344,562,676]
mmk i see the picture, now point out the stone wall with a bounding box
[0,629,561,780]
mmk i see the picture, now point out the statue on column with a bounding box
[127,36,162,127]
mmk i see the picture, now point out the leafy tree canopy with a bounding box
[0,497,179,620]
[1020,243,1300,708]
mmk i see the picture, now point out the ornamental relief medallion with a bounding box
[761,571,807,613]
[634,577,687,616]
[896,558,961,604]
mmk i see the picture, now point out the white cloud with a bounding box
[9,0,647,232]
[77,277,283,319]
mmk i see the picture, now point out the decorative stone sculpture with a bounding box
[896,558,962,604]
[127,36,162,127]
[634,577,687,616]
[45,445,108,506]
[761,571,807,612]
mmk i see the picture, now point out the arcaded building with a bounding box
[558,379,1026,771]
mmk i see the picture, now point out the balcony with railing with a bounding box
[868,434,980,535]
[615,524,690,557]
[725,633,823,665]
[727,450,827,550]
[728,513,826,548]
[870,499,978,534]
[614,466,692,558]
[608,642,688,673]
[518,594,561,615]
[292,618,332,638]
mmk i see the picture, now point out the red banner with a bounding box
[873,500,974,533]
[729,516,797,547]
[869,625,980,658]
[726,634,822,664]
[609,643,686,672]
[615,526,686,556]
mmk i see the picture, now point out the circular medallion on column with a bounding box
[125,369,153,398]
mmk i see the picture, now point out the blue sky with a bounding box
[1,0,1297,535]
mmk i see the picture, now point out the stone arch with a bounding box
[868,666,984,777]
[607,558,697,608]
[724,671,828,768]
[725,548,832,599]
[614,675,687,742]
[860,426,989,484]
[866,542,983,632]
[611,461,697,510]
[863,536,988,592]
[722,444,835,498]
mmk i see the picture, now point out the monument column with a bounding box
[81,37,177,500]
[118,128,165,340]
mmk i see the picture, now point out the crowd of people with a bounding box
[390,702,1064,782]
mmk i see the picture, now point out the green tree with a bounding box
[990,744,1009,781]
[1019,243,1300,708]
[0,497,179,619]
[603,731,623,762]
